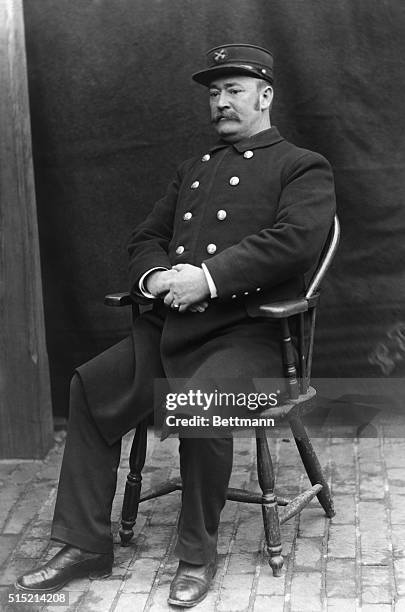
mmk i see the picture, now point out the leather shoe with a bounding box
[15,545,113,592]
[168,556,217,607]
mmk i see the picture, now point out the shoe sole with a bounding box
[167,591,208,608]
[14,567,112,593]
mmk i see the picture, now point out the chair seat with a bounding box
[252,385,316,421]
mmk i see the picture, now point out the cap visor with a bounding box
[192,64,272,86]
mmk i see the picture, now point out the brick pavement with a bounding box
[0,428,405,611]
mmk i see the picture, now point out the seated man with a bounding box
[16,44,336,607]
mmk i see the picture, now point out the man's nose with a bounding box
[216,91,231,108]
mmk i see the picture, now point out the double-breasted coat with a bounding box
[78,127,336,445]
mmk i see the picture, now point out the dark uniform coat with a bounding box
[78,127,336,445]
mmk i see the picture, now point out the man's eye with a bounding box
[229,89,241,95]
[209,91,220,98]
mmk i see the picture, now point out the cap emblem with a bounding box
[213,49,227,62]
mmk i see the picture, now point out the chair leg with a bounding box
[288,414,335,518]
[120,419,148,546]
[256,430,284,576]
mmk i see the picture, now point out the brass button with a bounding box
[229,176,240,186]
[216,210,227,221]
[183,212,192,221]
[231,294,237,299]
[191,181,200,189]
[244,150,254,159]
[244,291,249,296]
[201,154,211,162]
[256,287,261,292]
[206,243,217,255]
[176,245,185,255]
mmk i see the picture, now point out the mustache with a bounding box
[211,112,240,124]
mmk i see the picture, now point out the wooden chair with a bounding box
[104,214,340,577]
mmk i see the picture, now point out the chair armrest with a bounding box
[104,292,133,307]
[258,293,320,319]
[259,297,309,318]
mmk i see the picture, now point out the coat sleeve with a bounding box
[202,151,336,300]
[127,164,184,298]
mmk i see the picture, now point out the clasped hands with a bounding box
[145,264,210,313]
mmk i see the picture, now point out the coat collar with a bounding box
[209,126,284,154]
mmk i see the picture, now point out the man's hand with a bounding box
[145,269,178,297]
[163,264,210,312]
[189,301,209,313]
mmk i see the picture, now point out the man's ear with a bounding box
[260,85,274,111]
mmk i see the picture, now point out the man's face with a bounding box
[209,75,272,142]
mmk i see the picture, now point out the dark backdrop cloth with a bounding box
[23,1,405,416]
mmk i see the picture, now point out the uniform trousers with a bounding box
[51,373,233,565]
